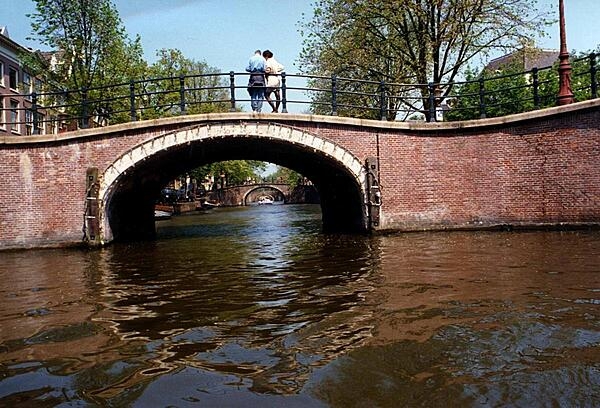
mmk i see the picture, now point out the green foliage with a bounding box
[268,166,304,187]
[570,48,600,101]
[299,0,553,120]
[137,49,231,120]
[445,64,546,121]
[190,161,267,188]
[445,49,600,121]
[27,0,146,125]
[16,50,51,83]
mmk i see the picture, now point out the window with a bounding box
[38,112,45,134]
[23,72,31,90]
[34,78,42,93]
[35,78,44,103]
[0,97,4,129]
[0,61,4,87]
[25,109,33,135]
[9,67,18,91]
[25,110,43,135]
[23,72,32,100]
[10,99,19,133]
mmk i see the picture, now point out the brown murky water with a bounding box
[1,204,599,407]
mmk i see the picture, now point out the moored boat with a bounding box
[257,197,274,205]
[200,200,220,209]
[154,204,173,220]
[154,209,172,220]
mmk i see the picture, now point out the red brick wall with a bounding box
[375,116,600,230]
[292,108,600,231]
[0,104,599,250]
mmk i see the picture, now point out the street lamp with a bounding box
[557,0,575,105]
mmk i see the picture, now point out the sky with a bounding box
[3,0,600,75]
[2,0,313,72]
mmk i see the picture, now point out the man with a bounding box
[246,50,266,112]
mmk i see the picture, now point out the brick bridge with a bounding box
[1,100,600,250]
[211,183,304,206]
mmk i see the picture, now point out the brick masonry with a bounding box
[1,99,599,250]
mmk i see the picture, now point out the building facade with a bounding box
[0,26,57,136]
[484,48,559,72]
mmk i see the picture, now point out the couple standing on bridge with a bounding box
[246,49,285,113]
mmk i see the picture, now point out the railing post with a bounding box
[81,87,89,129]
[428,82,436,122]
[379,81,386,121]
[532,67,540,109]
[129,80,136,122]
[229,71,236,112]
[331,74,338,116]
[590,52,597,99]
[478,77,486,119]
[179,75,186,115]
[281,72,288,113]
[31,91,40,134]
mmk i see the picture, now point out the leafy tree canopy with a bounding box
[268,166,305,187]
[27,0,144,91]
[27,0,146,125]
[190,161,267,188]
[138,48,231,119]
[299,0,553,120]
[445,48,600,121]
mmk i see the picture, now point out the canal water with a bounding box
[1,204,599,407]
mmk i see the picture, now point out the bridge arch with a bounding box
[242,185,287,205]
[97,122,368,244]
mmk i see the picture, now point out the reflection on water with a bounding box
[1,204,599,406]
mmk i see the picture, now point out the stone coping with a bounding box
[3,98,600,145]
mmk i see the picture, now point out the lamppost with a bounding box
[557,0,575,105]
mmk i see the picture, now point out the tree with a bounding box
[569,48,600,102]
[444,63,543,121]
[445,48,599,121]
[190,161,267,189]
[27,0,146,126]
[138,49,231,120]
[269,166,305,187]
[299,0,553,120]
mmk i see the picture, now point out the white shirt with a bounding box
[265,58,284,87]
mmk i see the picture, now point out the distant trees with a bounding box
[138,48,230,120]
[443,63,551,121]
[190,161,267,188]
[268,166,304,187]
[299,0,553,120]
[445,48,599,121]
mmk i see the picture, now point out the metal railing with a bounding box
[1,52,598,134]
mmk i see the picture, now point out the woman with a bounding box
[262,50,285,113]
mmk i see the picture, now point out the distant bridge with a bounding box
[210,183,300,206]
[1,101,600,250]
